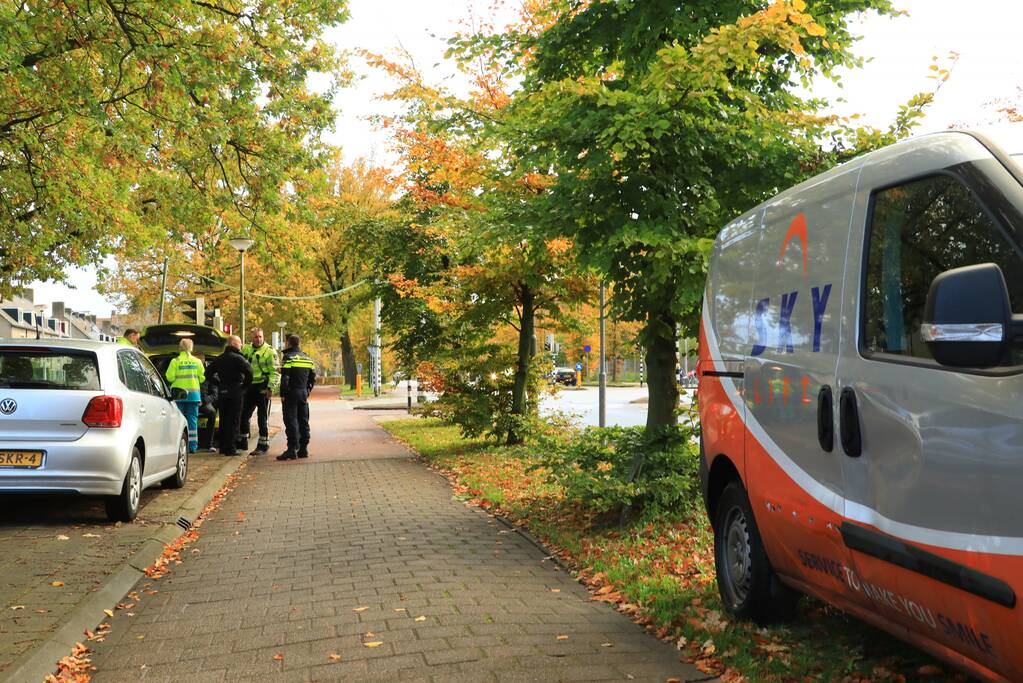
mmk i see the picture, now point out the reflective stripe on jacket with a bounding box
[280,349,316,395]
[165,352,206,392]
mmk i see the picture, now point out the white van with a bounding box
[699,129,1023,682]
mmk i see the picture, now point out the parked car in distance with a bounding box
[550,367,578,386]
[700,128,1023,683]
[0,340,189,521]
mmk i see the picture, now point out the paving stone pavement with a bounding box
[87,400,709,682]
[0,449,240,676]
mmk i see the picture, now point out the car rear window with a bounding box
[0,349,101,390]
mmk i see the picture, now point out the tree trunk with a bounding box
[644,320,679,434]
[507,283,535,445]
[340,328,357,390]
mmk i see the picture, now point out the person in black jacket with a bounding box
[277,334,316,461]
[195,352,220,451]
[207,336,252,456]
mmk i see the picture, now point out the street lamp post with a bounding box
[598,282,607,428]
[228,237,255,340]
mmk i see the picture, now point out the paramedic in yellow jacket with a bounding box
[165,338,206,453]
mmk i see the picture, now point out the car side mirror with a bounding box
[921,263,1020,368]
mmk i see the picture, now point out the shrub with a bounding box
[413,345,554,444]
[531,420,702,517]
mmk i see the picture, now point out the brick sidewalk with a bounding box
[0,450,239,677]
[86,405,706,682]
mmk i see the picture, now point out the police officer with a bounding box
[239,327,279,455]
[207,335,252,456]
[165,338,205,453]
[117,328,140,347]
[277,334,316,461]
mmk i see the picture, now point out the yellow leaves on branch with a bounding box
[387,273,421,299]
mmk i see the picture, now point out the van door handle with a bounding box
[839,387,862,457]
[817,385,833,452]
[138,406,146,415]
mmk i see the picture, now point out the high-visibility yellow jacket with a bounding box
[116,337,134,346]
[242,342,280,391]
[165,351,205,395]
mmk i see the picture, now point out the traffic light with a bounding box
[181,297,205,325]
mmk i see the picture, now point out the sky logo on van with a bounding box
[752,213,832,356]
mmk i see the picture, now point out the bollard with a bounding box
[355,373,362,397]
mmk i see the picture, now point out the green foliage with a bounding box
[0,0,348,292]
[416,346,555,444]
[532,423,701,517]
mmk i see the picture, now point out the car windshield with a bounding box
[0,349,101,390]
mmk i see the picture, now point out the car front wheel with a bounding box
[106,448,142,522]
[162,433,188,489]
[713,480,799,624]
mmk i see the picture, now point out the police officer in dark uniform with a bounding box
[277,334,316,461]
[207,335,252,456]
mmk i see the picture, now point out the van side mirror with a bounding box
[921,263,1019,368]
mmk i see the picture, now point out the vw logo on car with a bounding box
[0,399,16,415]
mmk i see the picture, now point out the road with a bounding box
[540,385,694,428]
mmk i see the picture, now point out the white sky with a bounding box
[29,0,1023,317]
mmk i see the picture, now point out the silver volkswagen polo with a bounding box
[0,340,188,521]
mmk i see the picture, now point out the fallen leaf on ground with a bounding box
[363,641,383,648]
[393,608,406,612]
[601,642,613,647]
[352,606,369,612]
[50,581,64,587]
[35,609,48,614]
[328,653,341,661]
[272,653,284,661]
[414,616,427,622]
[136,635,145,640]
[550,588,561,593]
[236,512,246,522]
[57,534,70,541]
[667,678,682,683]
[9,605,24,610]
[103,609,114,618]
[556,635,569,641]
[83,533,101,538]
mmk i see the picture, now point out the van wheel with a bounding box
[714,481,799,624]
[106,448,142,522]
[162,434,188,489]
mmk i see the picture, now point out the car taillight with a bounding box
[82,396,123,428]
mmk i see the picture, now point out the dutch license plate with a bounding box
[0,451,44,468]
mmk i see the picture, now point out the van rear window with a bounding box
[0,349,101,390]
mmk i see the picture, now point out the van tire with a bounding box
[106,449,142,522]
[713,480,799,624]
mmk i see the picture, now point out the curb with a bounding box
[3,444,261,683]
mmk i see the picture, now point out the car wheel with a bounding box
[106,448,142,522]
[713,480,799,624]
[162,433,188,489]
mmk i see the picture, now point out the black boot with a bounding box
[236,435,249,452]
[276,450,297,461]
[250,440,269,455]
[297,446,309,459]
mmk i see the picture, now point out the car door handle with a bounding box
[839,387,862,457]
[817,385,834,452]
[138,406,147,414]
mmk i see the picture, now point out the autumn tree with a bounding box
[0,0,348,293]
[366,42,591,443]
[497,0,923,435]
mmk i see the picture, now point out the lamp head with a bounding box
[228,237,255,253]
